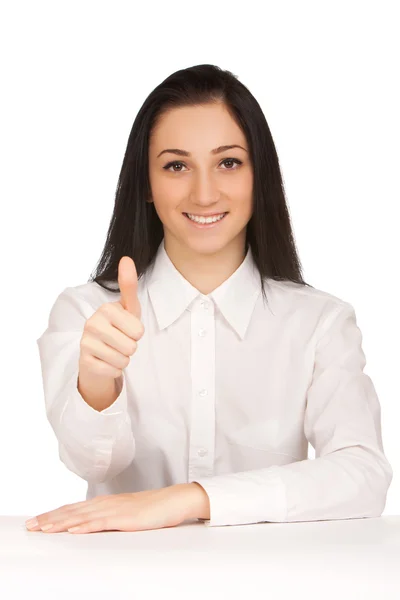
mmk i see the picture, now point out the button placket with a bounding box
[188,297,215,480]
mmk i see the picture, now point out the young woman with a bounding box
[27,64,393,535]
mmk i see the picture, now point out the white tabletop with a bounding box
[1,515,399,599]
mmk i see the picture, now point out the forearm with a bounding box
[180,483,210,520]
[50,370,134,483]
[78,370,121,412]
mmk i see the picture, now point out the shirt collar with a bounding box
[146,239,262,340]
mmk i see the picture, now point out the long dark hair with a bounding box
[89,64,313,304]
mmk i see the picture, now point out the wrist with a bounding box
[181,482,210,520]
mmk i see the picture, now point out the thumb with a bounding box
[118,256,141,319]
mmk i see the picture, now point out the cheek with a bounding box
[149,179,178,211]
[152,174,184,202]
[233,177,253,208]
[227,169,253,196]
[152,197,182,228]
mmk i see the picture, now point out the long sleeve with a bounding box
[193,303,394,527]
[36,287,136,483]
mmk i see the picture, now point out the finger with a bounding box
[118,256,141,319]
[30,498,102,530]
[26,497,112,531]
[40,507,110,533]
[68,517,115,534]
[33,500,91,521]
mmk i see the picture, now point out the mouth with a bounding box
[182,212,228,229]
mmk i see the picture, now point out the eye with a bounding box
[162,158,243,172]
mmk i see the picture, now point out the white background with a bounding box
[0,1,398,518]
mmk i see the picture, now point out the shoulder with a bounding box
[63,281,119,311]
[263,277,355,327]
[60,274,148,311]
[265,277,349,305]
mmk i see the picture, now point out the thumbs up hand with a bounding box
[118,256,142,320]
[78,256,145,380]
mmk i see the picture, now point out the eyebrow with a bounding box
[156,144,248,159]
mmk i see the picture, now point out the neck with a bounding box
[164,234,247,295]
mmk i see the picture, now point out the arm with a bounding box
[191,303,394,527]
[77,369,120,412]
[37,287,136,484]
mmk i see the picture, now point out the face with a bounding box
[148,102,253,259]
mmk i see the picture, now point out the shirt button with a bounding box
[197,448,208,457]
[198,328,206,337]
[199,388,208,397]
[200,300,209,310]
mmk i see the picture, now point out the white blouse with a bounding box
[36,238,393,527]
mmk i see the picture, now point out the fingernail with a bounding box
[41,524,54,531]
[25,518,39,528]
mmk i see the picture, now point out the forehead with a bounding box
[149,103,246,150]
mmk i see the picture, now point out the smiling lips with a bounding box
[187,212,225,220]
[183,212,228,228]
[185,212,227,218]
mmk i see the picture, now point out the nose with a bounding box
[189,170,221,207]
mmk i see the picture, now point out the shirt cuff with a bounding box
[192,467,287,527]
[60,369,129,444]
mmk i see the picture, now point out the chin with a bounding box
[183,237,232,255]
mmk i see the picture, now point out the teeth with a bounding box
[186,213,226,224]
